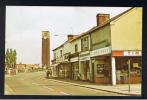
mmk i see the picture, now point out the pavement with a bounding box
[49,78,141,96]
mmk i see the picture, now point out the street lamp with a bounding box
[127,59,131,92]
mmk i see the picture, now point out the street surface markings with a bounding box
[31,83,40,85]
[5,84,15,95]
[44,87,54,91]
[60,91,70,95]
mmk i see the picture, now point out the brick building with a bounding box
[42,31,50,68]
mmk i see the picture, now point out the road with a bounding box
[5,71,126,96]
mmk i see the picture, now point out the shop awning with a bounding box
[52,64,59,67]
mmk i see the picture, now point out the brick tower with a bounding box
[42,31,50,69]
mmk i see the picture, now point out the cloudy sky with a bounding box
[6,6,131,65]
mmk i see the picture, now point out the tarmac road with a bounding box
[5,71,127,96]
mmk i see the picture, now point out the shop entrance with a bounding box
[81,60,89,81]
[93,56,111,84]
[92,63,95,82]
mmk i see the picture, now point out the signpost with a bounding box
[127,59,131,92]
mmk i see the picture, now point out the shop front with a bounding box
[69,52,79,80]
[70,58,79,80]
[59,62,70,79]
[79,51,90,81]
[58,63,64,78]
[65,62,70,79]
[112,50,142,84]
[90,46,111,84]
[52,63,59,78]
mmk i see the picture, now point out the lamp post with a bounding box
[127,59,131,92]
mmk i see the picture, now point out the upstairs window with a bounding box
[81,36,89,51]
[60,50,62,57]
[75,44,78,53]
[54,53,56,59]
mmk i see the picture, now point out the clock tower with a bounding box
[42,31,50,69]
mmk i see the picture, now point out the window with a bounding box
[60,50,62,57]
[75,44,78,52]
[81,36,89,51]
[54,53,56,59]
[97,64,104,74]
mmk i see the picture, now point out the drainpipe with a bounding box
[111,56,116,85]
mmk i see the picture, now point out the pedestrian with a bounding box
[116,70,121,84]
[77,73,81,80]
[46,70,49,78]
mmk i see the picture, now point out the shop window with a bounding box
[96,64,104,74]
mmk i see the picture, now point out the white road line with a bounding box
[60,91,70,95]
[45,87,54,91]
[31,83,40,85]
[5,84,15,95]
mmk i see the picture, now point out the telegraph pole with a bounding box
[127,59,131,92]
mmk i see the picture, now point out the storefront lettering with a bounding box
[123,51,142,56]
[79,56,90,61]
[90,46,111,57]
[80,53,90,57]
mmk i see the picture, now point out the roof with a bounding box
[53,41,66,51]
[53,7,133,50]
[69,7,133,42]
[53,35,79,51]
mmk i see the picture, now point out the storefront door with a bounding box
[92,63,95,82]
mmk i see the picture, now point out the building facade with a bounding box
[110,8,142,85]
[52,35,78,78]
[89,7,142,85]
[51,7,142,85]
[69,36,81,80]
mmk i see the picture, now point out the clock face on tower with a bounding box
[42,31,49,39]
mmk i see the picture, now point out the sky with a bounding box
[6,6,131,65]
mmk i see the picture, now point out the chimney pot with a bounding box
[67,34,78,41]
[96,14,110,26]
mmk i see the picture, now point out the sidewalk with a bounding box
[49,78,141,96]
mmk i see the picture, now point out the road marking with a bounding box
[31,83,40,85]
[5,84,15,95]
[60,91,70,95]
[45,87,54,91]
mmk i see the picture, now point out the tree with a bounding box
[5,48,10,68]
[13,49,17,68]
[5,48,17,69]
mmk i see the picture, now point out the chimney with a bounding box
[67,35,77,41]
[96,14,110,26]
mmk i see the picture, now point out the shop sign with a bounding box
[112,51,123,56]
[90,46,111,57]
[112,51,142,56]
[123,51,142,56]
[70,57,78,62]
[80,51,90,56]
[79,51,90,61]
[79,56,90,61]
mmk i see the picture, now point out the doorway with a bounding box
[92,63,95,82]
